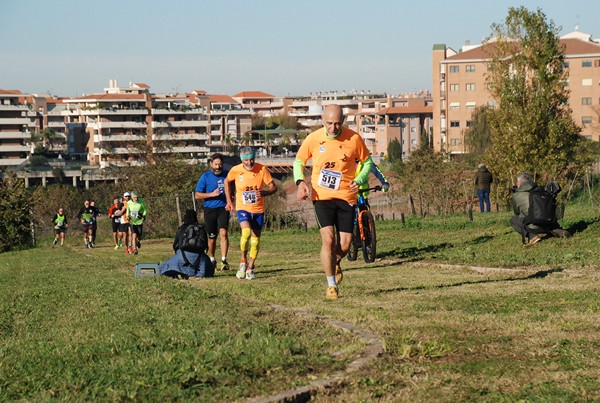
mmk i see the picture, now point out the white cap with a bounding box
[123,192,130,197]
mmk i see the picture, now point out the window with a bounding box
[466,120,473,127]
[595,60,600,67]
[450,121,460,128]
[466,65,475,72]
[582,97,592,105]
[449,84,459,92]
[465,102,476,109]
[466,83,476,91]
[449,65,459,73]
[563,61,570,68]
[582,78,592,86]
[450,102,460,110]
[450,138,462,146]
[582,116,592,125]
[487,100,497,108]
[582,60,592,68]
[411,139,417,145]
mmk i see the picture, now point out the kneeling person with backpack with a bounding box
[510,172,570,245]
[159,209,215,278]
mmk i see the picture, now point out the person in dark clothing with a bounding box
[89,200,100,244]
[475,163,493,213]
[159,209,214,278]
[510,172,570,245]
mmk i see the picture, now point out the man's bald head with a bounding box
[322,104,345,138]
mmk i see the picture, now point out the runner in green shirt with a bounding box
[77,200,95,248]
[126,191,147,255]
[51,207,69,246]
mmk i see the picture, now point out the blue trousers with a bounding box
[477,189,491,212]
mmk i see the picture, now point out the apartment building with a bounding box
[63,82,153,167]
[232,91,285,116]
[433,29,600,155]
[352,94,433,157]
[205,94,252,152]
[0,90,36,168]
[59,81,252,167]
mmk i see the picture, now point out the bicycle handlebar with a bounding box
[357,185,382,195]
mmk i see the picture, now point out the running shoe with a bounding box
[114,244,119,250]
[221,258,230,271]
[529,236,542,245]
[236,263,247,279]
[53,239,58,246]
[245,269,256,280]
[133,248,139,255]
[335,260,343,285]
[325,286,339,300]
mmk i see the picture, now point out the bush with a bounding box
[0,173,33,252]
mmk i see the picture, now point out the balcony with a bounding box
[0,104,28,111]
[96,134,146,142]
[80,108,148,116]
[0,131,31,139]
[99,147,143,154]
[151,108,206,116]
[152,120,208,128]
[89,121,147,129]
[0,118,33,125]
[152,133,209,141]
[153,146,210,153]
[0,144,30,152]
[0,158,27,166]
[47,121,66,127]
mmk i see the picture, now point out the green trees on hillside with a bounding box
[484,7,594,195]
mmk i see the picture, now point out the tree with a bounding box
[241,131,254,147]
[0,173,32,251]
[387,138,403,162]
[485,7,586,199]
[464,106,492,158]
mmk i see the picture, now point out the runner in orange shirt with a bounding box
[224,146,277,280]
[294,104,373,300]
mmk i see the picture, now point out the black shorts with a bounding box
[313,199,354,233]
[54,228,66,234]
[111,220,120,233]
[203,207,230,239]
[118,223,129,233]
[130,224,143,238]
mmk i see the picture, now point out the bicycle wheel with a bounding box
[361,211,376,263]
[347,223,360,261]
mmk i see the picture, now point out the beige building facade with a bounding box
[432,30,600,155]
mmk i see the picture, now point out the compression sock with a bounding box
[249,237,260,259]
[240,228,251,252]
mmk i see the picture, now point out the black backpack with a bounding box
[524,185,557,227]
[179,223,208,254]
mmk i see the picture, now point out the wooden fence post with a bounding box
[176,195,182,226]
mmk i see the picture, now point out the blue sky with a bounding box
[1,0,599,97]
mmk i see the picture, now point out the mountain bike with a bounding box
[347,185,381,263]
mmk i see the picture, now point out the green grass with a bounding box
[1,202,599,401]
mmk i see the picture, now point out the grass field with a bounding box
[1,202,599,401]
